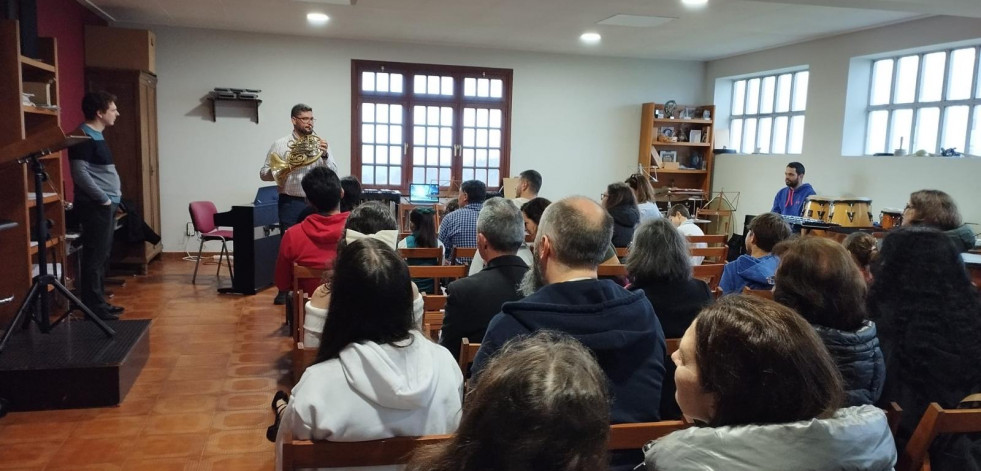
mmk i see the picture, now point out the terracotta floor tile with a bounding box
[127,432,208,460]
[0,441,61,469]
[45,464,124,471]
[158,378,226,397]
[221,377,278,393]
[217,392,272,411]
[152,395,219,416]
[71,416,147,438]
[98,396,156,417]
[133,366,175,384]
[202,430,275,456]
[0,420,76,443]
[126,380,165,399]
[0,408,97,425]
[174,353,231,369]
[145,412,215,435]
[199,451,275,471]
[167,366,230,382]
[45,437,134,467]
[211,410,271,431]
[226,364,283,378]
[180,342,236,355]
[118,458,196,471]
[144,354,181,369]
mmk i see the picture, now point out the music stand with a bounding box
[0,129,115,354]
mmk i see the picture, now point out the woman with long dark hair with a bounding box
[276,238,463,470]
[868,226,981,468]
[407,331,610,471]
[398,207,442,294]
[602,182,639,248]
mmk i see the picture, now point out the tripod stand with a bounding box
[0,152,115,354]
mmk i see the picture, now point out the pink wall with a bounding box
[36,0,107,202]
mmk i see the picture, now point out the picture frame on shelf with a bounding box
[702,109,711,120]
[681,107,695,119]
[659,126,675,138]
[689,130,702,143]
[660,150,677,163]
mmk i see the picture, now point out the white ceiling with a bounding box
[83,0,980,61]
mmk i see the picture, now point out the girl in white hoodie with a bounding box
[276,238,464,471]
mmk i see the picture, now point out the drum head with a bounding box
[806,196,834,202]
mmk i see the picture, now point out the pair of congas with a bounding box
[803,196,874,227]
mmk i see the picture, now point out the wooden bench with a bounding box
[597,264,628,278]
[407,265,468,294]
[291,265,327,343]
[742,286,774,300]
[458,338,480,377]
[398,247,444,265]
[292,341,318,383]
[692,263,725,297]
[897,400,981,471]
[690,246,728,264]
[450,246,477,263]
[686,234,727,245]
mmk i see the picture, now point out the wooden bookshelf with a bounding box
[638,102,716,195]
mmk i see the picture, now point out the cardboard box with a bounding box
[85,26,155,73]
[22,81,53,106]
[663,161,681,170]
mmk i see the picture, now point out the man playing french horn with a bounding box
[260,103,337,305]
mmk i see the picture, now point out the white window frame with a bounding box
[729,69,809,155]
[865,46,981,156]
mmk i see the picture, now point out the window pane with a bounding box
[490,109,502,128]
[376,167,388,186]
[970,106,981,154]
[362,124,375,143]
[413,127,425,145]
[475,169,487,185]
[463,108,475,127]
[413,75,426,95]
[462,168,474,182]
[377,72,389,93]
[440,127,452,146]
[489,169,500,186]
[788,116,805,154]
[489,149,501,167]
[363,165,374,184]
[730,119,743,151]
[390,105,403,124]
[362,72,375,92]
[412,167,424,185]
[463,128,475,147]
[362,145,374,164]
[758,117,773,153]
[477,108,488,127]
[742,118,757,153]
[870,60,894,106]
[760,76,775,114]
[426,147,438,166]
[389,125,401,145]
[772,116,788,154]
[427,128,438,147]
[391,74,403,94]
[376,124,389,144]
[413,106,426,124]
[439,168,450,184]
[866,110,888,154]
[489,129,501,148]
[913,107,940,153]
[894,55,919,104]
[792,71,809,111]
[775,74,792,112]
[412,147,423,165]
[389,166,401,186]
[441,76,453,96]
[476,129,488,147]
[362,103,375,123]
[490,80,503,98]
[439,147,451,166]
[376,145,388,163]
[476,148,487,167]
[477,79,489,97]
[890,109,913,154]
[376,104,389,124]
[942,105,969,152]
[462,148,474,167]
[464,78,477,97]
[441,107,453,126]
[947,48,976,100]
[426,168,438,184]
[745,78,760,115]
[920,52,946,102]
[427,107,439,125]
[732,80,746,115]
[427,75,440,95]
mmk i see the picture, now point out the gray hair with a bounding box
[477,197,524,253]
[537,197,612,269]
[626,218,691,284]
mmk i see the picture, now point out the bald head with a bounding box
[538,196,613,269]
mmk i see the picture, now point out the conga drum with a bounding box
[879,208,903,229]
[802,196,833,222]
[829,198,874,227]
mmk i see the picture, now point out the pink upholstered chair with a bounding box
[188,201,234,284]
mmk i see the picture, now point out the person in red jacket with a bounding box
[274,167,348,296]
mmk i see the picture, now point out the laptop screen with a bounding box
[408,183,439,204]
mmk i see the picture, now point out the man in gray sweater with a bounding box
[68,91,123,320]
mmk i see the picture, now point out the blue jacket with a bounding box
[771,183,816,216]
[813,321,885,407]
[719,253,779,294]
[473,279,666,425]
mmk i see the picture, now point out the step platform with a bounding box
[0,319,150,411]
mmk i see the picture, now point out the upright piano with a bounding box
[213,187,281,294]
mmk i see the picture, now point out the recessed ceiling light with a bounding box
[580,32,601,45]
[307,12,330,25]
[681,0,708,6]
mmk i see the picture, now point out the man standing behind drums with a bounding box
[260,103,337,304]
[771,161,816,217]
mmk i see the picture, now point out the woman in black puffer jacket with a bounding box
[773,237,885,406]
[602,182,640,248]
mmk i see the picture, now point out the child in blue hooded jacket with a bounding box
[720,213,792,294]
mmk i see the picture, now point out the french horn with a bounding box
[268,133,324,186]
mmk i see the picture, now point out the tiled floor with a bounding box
[0,258,291,470]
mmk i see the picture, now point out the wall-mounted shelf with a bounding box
[208,97,262,123]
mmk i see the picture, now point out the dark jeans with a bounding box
[278,195,308,233]
[76,201,117,315]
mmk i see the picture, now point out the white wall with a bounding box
[705,15,981,233]
[149,26,703,252]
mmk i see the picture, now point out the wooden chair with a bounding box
[885,401,903,437]
[897,401,981,471]
[450,246,477,263]
[423,294,447,312]
[742,286,774,300]
[458,338,481,377]
[665,338,681,357]
[292,264,327,343]
[408,265,468,294]
[608,420,691,450]
[686,234,727,245]
[692,263,725,297]
[615,247,629,258]
[292,341,318,384]
[597,264,628,278]
[398,247,444,265]
[690,246,728,264]
[423,311,444,341]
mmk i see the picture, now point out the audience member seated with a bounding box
[868,226,981,468]
[719,212,790,294]
[643,295,897,471]
[274,167,348,296]
[603,182,640,248]
[843,231,877,284]
[520,197,551,241]
[339,175,362,212]
[440,198,529,360]
[439,179,486,264]
[398,207,443,294]
[510,169,542,207]
[902,189,976,252]
[667,204,705,265]
[773,237,885,407]
[473,197,665,468]
[304,201,422,347]
[626,218,712,420]
[275,238,464,470]
[407,331,609,471]
[626,173,662,222]
[467,199,535,275]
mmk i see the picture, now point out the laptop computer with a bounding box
[408,183,439,204]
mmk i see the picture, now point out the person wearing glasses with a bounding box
[260,103,337,304]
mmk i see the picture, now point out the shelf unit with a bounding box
[0,20,66,326]
[638,103,716,195]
